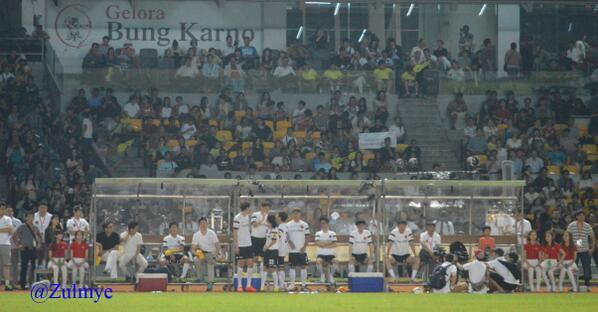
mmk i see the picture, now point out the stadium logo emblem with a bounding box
[55,4,92,48]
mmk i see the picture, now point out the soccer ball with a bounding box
[411,286,424,294]
[466,155,480,168]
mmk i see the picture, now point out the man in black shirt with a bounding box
[96,222,120,279]
[252,118,273,141]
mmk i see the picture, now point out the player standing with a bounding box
[262,214,279,291]
[286,208,310,291]
[315,217,337,286]
[251,202,270,288]
[349,220,374,273]
[276,211,289,290]
[386,220,420,282]
[233,202,256,292]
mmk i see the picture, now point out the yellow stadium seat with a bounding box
[363,153,376,163]
[216,130,233,142]
[129,119,142,132]
[262,142,275,150]
[578,125,588,136]
[581,144,597,154]
[264,120,274,130]
[228,151,238,159]
[563,165,579,174]
[223,141,236,151]
[276,120,292,131]
[209,119,219,128]
[242,142,253,151]
[554,124,568,133]
[274,130,286,141]
[546,165,561,175]
[477,154,488,165]
[294,131,307,139]
[234,111,246,121]
[396,144,408,153]
[167,139,179,149]
[187,139,199,147]
[587,154,598,162]
[305,152,316,161]
[151,119,161,127]
[254,161,264,169]
[312,131,321,140]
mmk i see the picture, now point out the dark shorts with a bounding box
[251,237,266,258]
[392,254,410,263]
[236,246,253,260]
[277,256,286,266]
[264,250,279,268]
[489,272,518,292]
[352,253,368,264]
[288,253,309,267]
[317,255,335,264]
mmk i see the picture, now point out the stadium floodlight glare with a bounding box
[334,2,341,16]
[296,26,303,39]
[358,29,367,43]
[478,4,487,16]
[406,3,415,16]
[305,1,332,5]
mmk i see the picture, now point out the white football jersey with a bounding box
[286,219,310,253]
[233,213,252,247]
[388,227,413,256]
[349,229,372,254]
[315,230,337,256]
[163,234,185,250]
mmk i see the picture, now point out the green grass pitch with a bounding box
[3,292,597,312]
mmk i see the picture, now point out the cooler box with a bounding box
[348,272,384,292]
[232,274,262,291]
[136,273,168,292]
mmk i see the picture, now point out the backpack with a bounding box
[428,263,453,290]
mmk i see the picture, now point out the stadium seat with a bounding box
[187,139,199,147]
[294,131,307,140]
[139,48,159,68]
[563,165,579,174]
[209,119,219,128]
[305,152,316,161]
[228,151,237,159]
[234,111,246,122]
[578,125,588,136]
[274,130,286,141]
[151,119,161,127]
[546,165,561,175]
[167,139,179,149]
[242,142,253,151]
[477,154,488,165]
[216,130,233,142]
[262,142,275,150]
[554,123,568,133]
[276,120,292,131]
[264,120,274,130]
[254,161,263,169]
[588,154,598,161]
[396,144,408,153]
[581,144,597,154]
[223,141,236,151]
[129,119,142,132]
[363,153,375,163]
[312,131,321,140]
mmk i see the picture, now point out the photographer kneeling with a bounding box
[427,254,467,293]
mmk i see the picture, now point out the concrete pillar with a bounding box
[368,1,385,48]
[497,4,520,78]
[262,2,287,50]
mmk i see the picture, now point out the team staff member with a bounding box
[386,220,419,282]
[460,249,488,293]
[118,222,148,281]
[315,217,337,285]
[251,202,270,279]
[33,201,52,268]
[0,202,14,290]
[566,211,595,292]
[420,222,442,276]
[67,231,90,286]
[276,212,289,290]
[96,222,120,279]
[13,212,42,290]
[191,217,221,291]
[233,202,256,292]
[66,206,90,242]
[349,220,374,273]
[287,208,310,291]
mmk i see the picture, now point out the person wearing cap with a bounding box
[566,211,595,291]
[459,249,488,294]
[66,206,89,243]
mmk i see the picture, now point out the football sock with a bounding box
[388,268,396,278]
[300,269,307,287]
[236,266,243,287]
[348,263,355,273]
[367,264,373,273]
[246,267,253,288]
[317,263,325,283]
[329,265,336,283]
[289,268,296,286]
[411,269,418,280]
[261,271,267,289]
[272,271,279,289]
[181,263,190,278]
[278,270,286,289]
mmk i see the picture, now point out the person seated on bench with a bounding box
[386,220,420,282]
[95,222,120,279]
[315,217,338,287]
[349,220,374,273]
[118,222,148,281]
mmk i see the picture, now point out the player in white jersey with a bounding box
[251,202,270,281]
[286,208,310,291]
[349,220,374,273]
[386,220,420,282]
[162,222,191,279]
[315,217,337,286]
[261,214,280,291]
[233,202,256,292]
[276,211,289,290]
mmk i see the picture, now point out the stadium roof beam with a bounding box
[295,0,598,4]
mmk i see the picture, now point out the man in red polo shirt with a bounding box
[48,231,68,286]
[67,231,89,286]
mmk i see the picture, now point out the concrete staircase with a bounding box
[112,155,148,177]
[397,98,462,171]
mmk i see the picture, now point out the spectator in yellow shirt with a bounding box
[401,65,419,97]
[323,64,343,92]
[298,63,318,93]
[373,61,393,92]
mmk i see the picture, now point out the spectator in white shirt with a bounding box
[123,95,140,118]
[118,222,148,280]
[66,206,89,242]
[434,210,455,236]
[175,57,200,79]
[273,56,295,92]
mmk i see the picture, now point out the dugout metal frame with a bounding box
[90,178,525,289]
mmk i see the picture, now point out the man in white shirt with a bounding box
[118,222,148,281]
[514,211,532,245]
[250,202,270,277]
[6,207,21,288]
[349,220,373,273]
[419,222,442,266]
[123,95,140,118]
[0,202,14,290]
[315,217,337,285]
[276,212,289,290]
[81,112,93,145]
[431,254,459,293]
[233,202,256,292]
[66,206,89,242]
[487,250,521,293]
[386,220,420,282]
[434,210,455,236]
[192,217,221,291]
[460,249,488,293]
[162,222,189,279]
[286,208,310,291]
[33,201,52,268]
